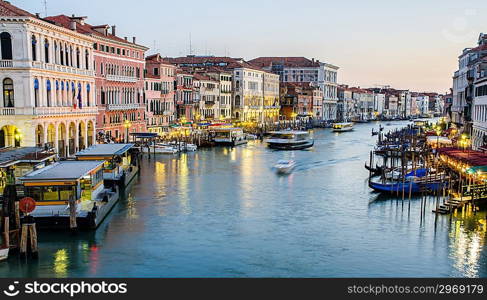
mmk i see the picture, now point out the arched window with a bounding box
[31,35,37,61]
[87,84,91,106]
[0,32,12,60]
[46,80,51,107]
[44,39,49,63]
[65,44,69,66]
[85,49,89,70]
[54,42,58,64]
[34,78,39,107]
[76,47,80,68]
[3,78,14,107]
[60,44,64,65]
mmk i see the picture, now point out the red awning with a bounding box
[438,147,487,167]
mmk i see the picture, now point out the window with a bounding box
[154,67,159,76]
[3,78,14,107]
[85,50,89,70]
[44,39,50,63]
[0,32,12,60]
[34,78,39,107]
[87,84,91,106]
[93,43,98,50]
[31,35,37,61]
[46,80,51,107]
[76,48,80,68]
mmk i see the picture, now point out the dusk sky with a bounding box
[14,0,487,93]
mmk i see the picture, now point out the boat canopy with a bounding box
[75,144,134,159]
[20,161,105,183]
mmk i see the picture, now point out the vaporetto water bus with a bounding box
[266,131,314,150]
[332,122,354,132]
[20,160,119,230]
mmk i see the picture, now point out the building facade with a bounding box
[248,57,339,121]
[145,54,176,135]
[0,2,97,157]
[45,16,150,142]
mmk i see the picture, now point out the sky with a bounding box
[13,0,487,93]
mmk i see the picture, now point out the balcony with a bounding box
[1,106,98,116]
[34,106,98,116]
[31,61,94,76]
[0,60,13,68]
[106,75,138,83]
[106,103,141,111]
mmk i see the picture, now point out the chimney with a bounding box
[70,15,77,31]
[124,37,128,41]
[35,13,40,18]
[132,37,136,44]
[312,58,315,63]
[111,25,116,36]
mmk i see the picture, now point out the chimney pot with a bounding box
[132,37,136,44]
[111,25,116,36]
[124,37,128,41]
[35,13,40,18]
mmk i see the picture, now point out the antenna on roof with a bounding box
[42,0,48,17]
[189,32,193,56]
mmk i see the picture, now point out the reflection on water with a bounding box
[0,121,486,278]
[53,249,68,277]
[449,209,486,277]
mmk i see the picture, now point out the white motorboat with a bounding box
[332,122,354,132]
[0,247,8,262]
[274,160,296,174]
[143,143,179,154]
[185,143,198,152]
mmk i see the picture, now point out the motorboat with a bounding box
[274,160,296,174]
[0,247,8,262]
[143,143,179,154]
[332,123,354,132]
[266,131,314,150]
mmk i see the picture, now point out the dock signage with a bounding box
[19,197,36,214]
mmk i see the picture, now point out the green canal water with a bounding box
[1,121,486,277]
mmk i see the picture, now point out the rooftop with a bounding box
[0,147,56,168]
[20,160,105,182]
[249,57,321,68]
[44,14,148,50]
[75,144,134,157]
[0,0,35,17]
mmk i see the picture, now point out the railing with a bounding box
[34,106,98,116]
[30,61,94,76]
[0,60,13,68]
[106,103,141,111]
[106,75,138,83]
[0,107,17,115]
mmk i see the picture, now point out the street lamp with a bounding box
[123,120,132,143]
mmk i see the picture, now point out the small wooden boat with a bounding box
[364,163,385,176]
[0,247,9,262]
[274,160,296,174]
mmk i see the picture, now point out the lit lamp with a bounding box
[14,132,22,146]
[123,120,132,143]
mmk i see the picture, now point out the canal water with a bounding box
[1,121,486,278]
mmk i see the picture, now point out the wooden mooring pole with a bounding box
[19,215,38,259]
